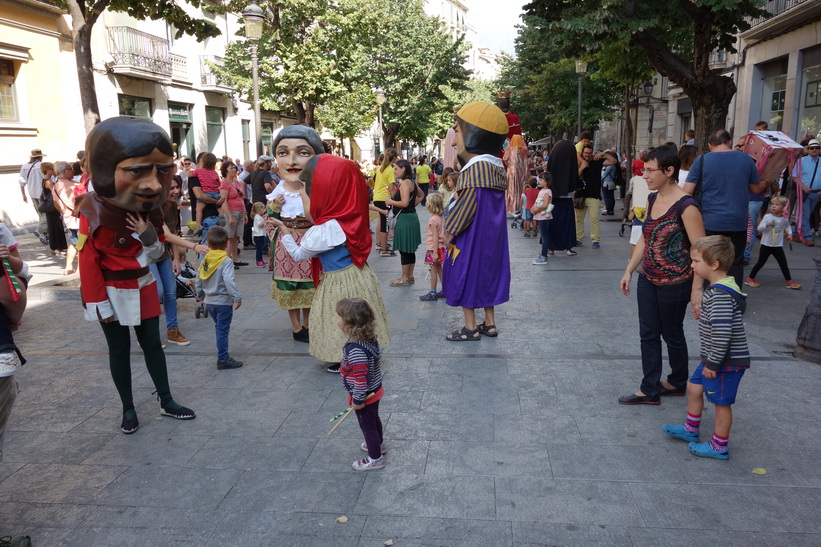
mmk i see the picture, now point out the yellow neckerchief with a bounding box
[198,250,228,280]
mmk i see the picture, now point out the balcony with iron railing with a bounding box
[746,0,815,29]
[200,55,232,94]
[107,26,171,81]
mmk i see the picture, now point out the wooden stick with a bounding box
[327,392,375,436]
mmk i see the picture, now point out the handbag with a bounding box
[388,209,401,231]
[38,181,56,213]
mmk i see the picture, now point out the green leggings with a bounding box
[100,316,173,411]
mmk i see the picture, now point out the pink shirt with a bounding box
[533,188,552,221]
[220,178,245,212]
[426,214,445,252]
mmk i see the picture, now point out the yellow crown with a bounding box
[457,102,509,136]
[497,90,511,99]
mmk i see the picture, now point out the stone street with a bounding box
[2,208,820,546]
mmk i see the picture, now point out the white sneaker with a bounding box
[361,441,388,455]
[0,352,21,377]
[352,455,386,471]
[531,256,548,265]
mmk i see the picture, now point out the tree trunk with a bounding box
[688,74,736,154]
[384,123,399,150]
[292,100,306,125]
[74,23,100,132]
[305,102,315,128]
[623,83,634,161]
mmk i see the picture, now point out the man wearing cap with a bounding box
[444,101,510,341]
[18,149,49,244]
[249,155,274,205]
[796,138,821,246]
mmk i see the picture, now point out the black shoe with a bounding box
[234,265,240,270]
[293,327,309,343]
[235,261,249,266]
[326,362,340,373]
[617,393,660,405]
[160,404,196,419]
[120,408,139,434]
[34,230,48,245]
[659,385,686,396]
[217,356,244,369]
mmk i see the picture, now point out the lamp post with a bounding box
[242,0,264,158]
[375,87,386,153]
[642,80,655,147]
[575,59,587,141]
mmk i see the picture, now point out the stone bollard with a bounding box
[795,254,821,364]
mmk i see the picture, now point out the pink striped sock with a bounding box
[684,413,701,433]
[709,433,729,451]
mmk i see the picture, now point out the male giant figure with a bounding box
[444,102,510,341]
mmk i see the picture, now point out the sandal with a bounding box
[547,250,554,256]
[62,268,76,276]
[446,326,480,342]
[408,277,415,284]
[477,322,498,337]
[380,250,396,257]
[389,279,410,287]
[565,250,577,256]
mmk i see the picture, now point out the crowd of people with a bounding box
[3,107,819,478]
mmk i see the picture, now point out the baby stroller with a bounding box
[175,260,207,318]
[510,210,523,230]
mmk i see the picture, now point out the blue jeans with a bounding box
[802,191,820,241]
[201,215,219,245]
[206,304,233,360]
[538,219,551,257]
[254,236,266,263]
[744,200,764,261]
[636,274,692,397]
[601,185,615,214]
[149,259,178,329]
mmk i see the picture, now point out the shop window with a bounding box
[118,94,152,119]
[799,66,821,139]
[205,106,225,155]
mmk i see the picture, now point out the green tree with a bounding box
[59,0,219,131]
[495,15,622,141]
[523,0,769,149]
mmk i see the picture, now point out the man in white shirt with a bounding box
[17,148,48,244]
[796,138,821,246]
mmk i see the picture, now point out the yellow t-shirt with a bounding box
[416,164,432,186]
[373,165,394,202]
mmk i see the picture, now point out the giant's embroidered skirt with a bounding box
[443,188,510,309]
[310,263,391,363]
[270,219,315,309]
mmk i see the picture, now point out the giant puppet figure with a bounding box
[75,116,195,434]
[444,102,510,341]
[497,90,522,141]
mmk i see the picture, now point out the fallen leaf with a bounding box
[384,541,395,546]
[752,468,767,475]
[336,516,348,524]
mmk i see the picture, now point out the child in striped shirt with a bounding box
[663,235,750,460]
[336,298,386,471]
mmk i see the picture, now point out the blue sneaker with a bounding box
[688,440,729,460]
[662,423,698,442]
[575,240,583,246]
[592,242,600,249]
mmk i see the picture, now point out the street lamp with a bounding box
[375,87,386,153]
[575,59,587,141]
[242,0,264,158]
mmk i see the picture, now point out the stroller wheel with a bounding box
[203,306,209,318]
[619,225,626,237]
[195,307,202,319]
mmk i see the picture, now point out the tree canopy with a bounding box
[217,0,470,149]
[523,0,770,149]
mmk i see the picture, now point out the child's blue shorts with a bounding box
[522,210,534,221]
[689,362,745,406]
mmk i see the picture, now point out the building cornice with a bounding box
[0,0,66,18]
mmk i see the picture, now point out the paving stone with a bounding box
[303,438,429,475]
[548,444,686,482]
[354,474,496,520]
[631,483,821,532]
[386,411,495,442]
[92,465,242,510]
[512,521,633,546]
[0,463,126,504]
[495,477,644,526]
[359,515,513,546]
[626,527,821,546]
[425,441,551,477]
[207,510,367,546]
[187,435,316,470]
[2,431,111,464]
[221,470,365,513]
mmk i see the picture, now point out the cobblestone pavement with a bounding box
[2,205,820,546]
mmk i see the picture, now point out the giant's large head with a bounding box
[272,125,324,184]
[497,90,511,113]
[454,101,509,165]
[86,116,175,211]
